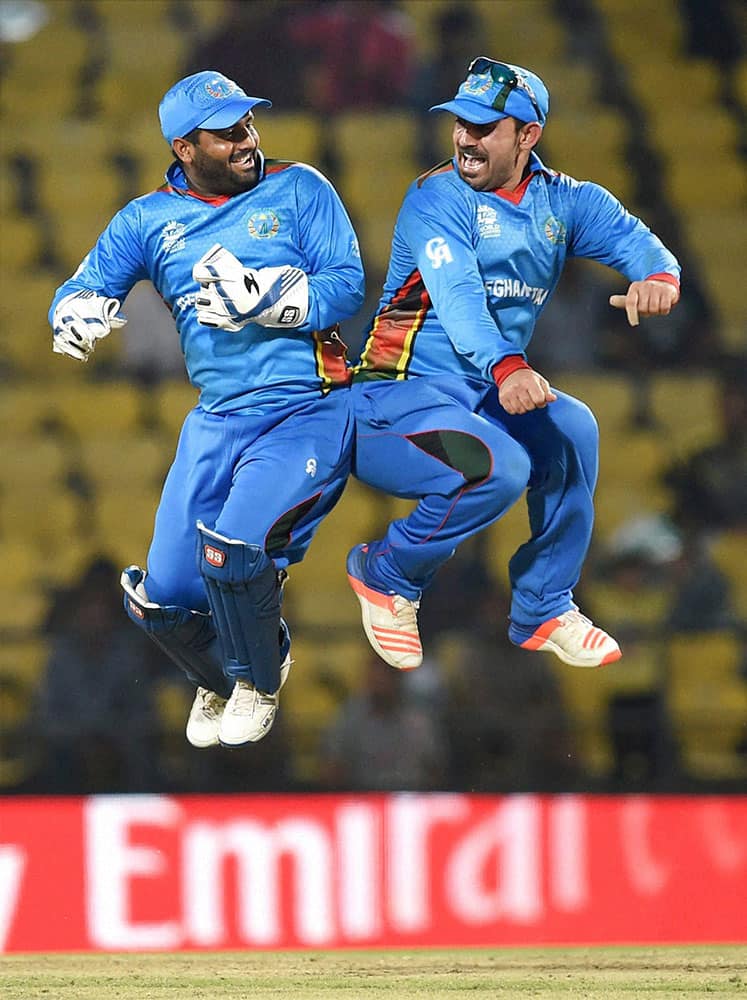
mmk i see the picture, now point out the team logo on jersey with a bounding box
[425,236,454,269]
[205,78,237,99]
[544,215,567,244]
[305,458,318,477]
[161,220,187,255]
[248,210,280,239]
[477,205,501,239]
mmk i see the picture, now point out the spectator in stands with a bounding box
[0,674,44,793]
[409,3,485,168]
[289,0,415,115]
[531,258,618,373]
[35,556,163,793]
[680,0,744,67]
[120,281,185,383]
[320,654,449,791]
[183,0,308,111]
[439,584,581,791]
[590,513,737,636]
[663,361,747,535]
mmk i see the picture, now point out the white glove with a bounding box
[193,243,309,332]
[52,290,127,362]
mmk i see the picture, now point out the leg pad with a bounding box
[197,522,283,693]
[121,566,232,698]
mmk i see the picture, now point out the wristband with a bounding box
[492,355,531,387]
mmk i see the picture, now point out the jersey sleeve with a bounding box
[398,179,520,379]
[296,167,365,330]
[567,180,681,283]
[48,204,149,324]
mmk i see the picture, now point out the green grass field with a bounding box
[1,945,745,999]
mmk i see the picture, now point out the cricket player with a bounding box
[49,71,364,747]
[346,58,680,671]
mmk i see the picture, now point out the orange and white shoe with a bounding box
[509,609,621,668]
[346,544,422,670]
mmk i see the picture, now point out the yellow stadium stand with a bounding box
[92,487,160,569]
[49,381,148,438]
[0,381,66,436]
[0,435,70,487]
[666,631,747,781]
[334,114,418,263]
[556,373,636,433]
[0,4,87,121]
[92,3,189,126]
[597,0,745,353]
[0,270,87,379]
[709,530,747,620]
[681,209,747,346]
[482,498,530,589]
[0,638,48,685]
[256,113,323,167]
[544,107,634,204]
[0,214,44,276]
[154,379,200,438]
[281,633,371,783]
[285,480,385,630]
[735,58,747,110]
[664,157,745,212]
[0,485,83,556]
[547,638,666,778]
[647,372,721,459]
[77,433,171,492]
[0,585,49,633]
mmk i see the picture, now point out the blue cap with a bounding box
[430,58,548,126]
[158,71,272,143]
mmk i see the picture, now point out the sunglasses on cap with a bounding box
[468,57,544,122]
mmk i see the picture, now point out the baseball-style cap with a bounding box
[158,71,272,143]
[430,57,549,126]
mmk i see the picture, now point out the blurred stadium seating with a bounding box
[0,0,744,791]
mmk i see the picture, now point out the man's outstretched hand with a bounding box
[609,278,679,327]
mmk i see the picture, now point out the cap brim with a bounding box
[429,98,508,125]
[197,95,272,131]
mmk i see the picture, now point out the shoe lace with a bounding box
[231,680,277,716]
[391,594,420,629]
[197,688,226,719]
[557,609,594,635]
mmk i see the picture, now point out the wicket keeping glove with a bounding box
[52,290,127,362]
[193,243,309,332]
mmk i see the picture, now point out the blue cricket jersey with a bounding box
[50,154,365,412]
[355,152,680,382]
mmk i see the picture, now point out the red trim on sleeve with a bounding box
[492,355,531,387]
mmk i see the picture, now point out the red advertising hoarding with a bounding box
[1,794,745,952]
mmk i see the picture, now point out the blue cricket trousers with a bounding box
[145,391,354,611]
[351,375,598,628]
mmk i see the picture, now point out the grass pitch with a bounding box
[1,945,745,999]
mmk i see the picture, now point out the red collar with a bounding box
[492,170,538,204]
[163,185,231,207]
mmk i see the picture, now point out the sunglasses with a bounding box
[468,57,544,122]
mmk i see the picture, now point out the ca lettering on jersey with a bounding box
[425,237,454,269]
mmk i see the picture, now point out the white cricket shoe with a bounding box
[218,653,292,746]
[346,544,422,670]
[186,687,228,748]
[510,609,622,668]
